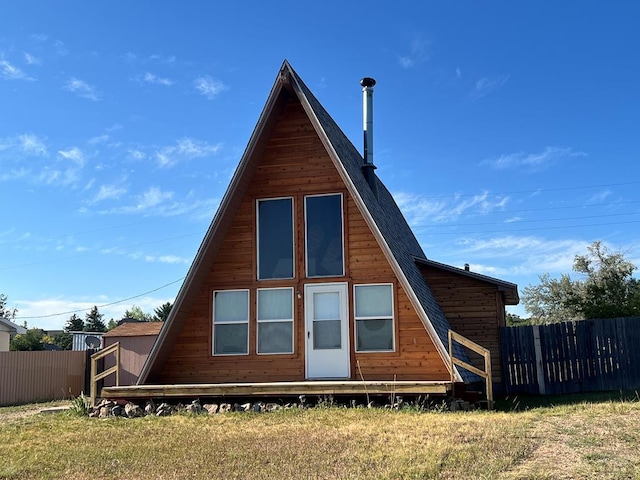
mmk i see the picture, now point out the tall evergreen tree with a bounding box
[153,302,172,322]
[64,313,85,332]
[84,306,107,332]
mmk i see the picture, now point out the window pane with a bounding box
[214,324,248,354]
[313,292,340,320]
[356,319,393,351]
[214,291,248,323]
[258,321,293,354]
[258,198,294,280]
[313,320,341,349]
[258,289,292,321]
[355,285,392,317]
[306,195,343,277]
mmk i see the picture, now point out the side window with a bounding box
[257,198,294,280]
[354,284,394,352]
[305,194,344,278]
[212,290,249,355]
[257,288,294,354]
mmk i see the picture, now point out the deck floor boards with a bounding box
[102,380,453,400]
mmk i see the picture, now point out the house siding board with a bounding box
[419,264,505,383]
[155,97,448,384]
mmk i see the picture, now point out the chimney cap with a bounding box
[360,77,376,88]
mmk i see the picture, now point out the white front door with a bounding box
[305,283,350,379]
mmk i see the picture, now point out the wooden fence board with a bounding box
[501,317,640,395]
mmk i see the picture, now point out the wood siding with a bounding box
[419,265,505,384]
[158,97,447,384]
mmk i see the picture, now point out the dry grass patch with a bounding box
[2,398,639,479]
[0,407,533,480]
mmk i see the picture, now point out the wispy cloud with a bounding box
[19,134,48,156]
[155,137,222,168]
[481,146,587,170]
[394,190,509,225]
[397,34,430,69]
[65,77,100,101]
[91,184,128,204]
[23,52,41,65]
[194,75,227,99]
[134,72,175,86]
[144,254,190,265]
[0,60,34,81]
[470,74,510,100]
[58,147,86,167]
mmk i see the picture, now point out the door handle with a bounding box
[307,331,310,339]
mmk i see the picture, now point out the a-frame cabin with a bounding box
[102,61,518,403]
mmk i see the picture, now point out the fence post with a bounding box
[533,325,546,395]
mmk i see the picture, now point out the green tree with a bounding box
[10,328,45,351]
[0,293,18,319]
[84,306,107,332]
[505,312,532,327]
[65,313,85,332]
[107,318,119,331]
[123,305,153,323]
[523,241,640,324]
[153,302,172,322]
[53,332,73,350]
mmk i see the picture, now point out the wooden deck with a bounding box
[101,380,453,401]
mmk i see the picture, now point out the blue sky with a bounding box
[2,2,639,330]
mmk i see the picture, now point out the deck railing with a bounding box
[448,330,493,409]
[90,342,120,407]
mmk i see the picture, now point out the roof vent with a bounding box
[360,77,378,199]
[464,263,470,271]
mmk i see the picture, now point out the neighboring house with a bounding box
[102,322,163,386]
[120,61,518,399]
[0,317,27,352]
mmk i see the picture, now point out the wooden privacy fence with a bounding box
[0,351,86,406]
[501,317,640,395]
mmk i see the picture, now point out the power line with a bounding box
[15,277,185,320]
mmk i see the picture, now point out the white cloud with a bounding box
[470,74,510,100]
[65,77,100,101]
[194,75,227,99]
[128,149,146,160]
[482,146,587,170]
[134,72,175,86]
[144,254,189,265]
[394,190,509,225]
[19,134,48,156]
[23,52,41,65]
[0,60,34,81]
[398,34,430,69]
[58,147,85,167]
[91,184,127,204]
[155,137,222,168]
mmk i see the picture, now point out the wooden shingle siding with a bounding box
[418,265,505,383]
[158,96,448,384]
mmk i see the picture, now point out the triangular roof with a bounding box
[0,317,26,335]
[139,60,472,384]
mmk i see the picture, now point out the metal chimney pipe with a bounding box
[361,77,376,165]
[360,77,378,198]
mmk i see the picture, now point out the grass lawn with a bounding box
[1,393,639,479]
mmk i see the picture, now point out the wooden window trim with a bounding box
[212,289,250,356]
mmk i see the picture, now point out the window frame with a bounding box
[304,193,345,278]
[353,283,395,353]
[256,287,295,355]
[256,196,295,281]
[212,289,250,356]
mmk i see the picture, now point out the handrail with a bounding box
[448,330,493,409]
[90,342,120,407]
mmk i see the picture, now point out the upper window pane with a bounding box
[258,198,294,280]
[355,285,392,317]
[257,288,293,321]
[305,194,344,277]
[214,290,249,323]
